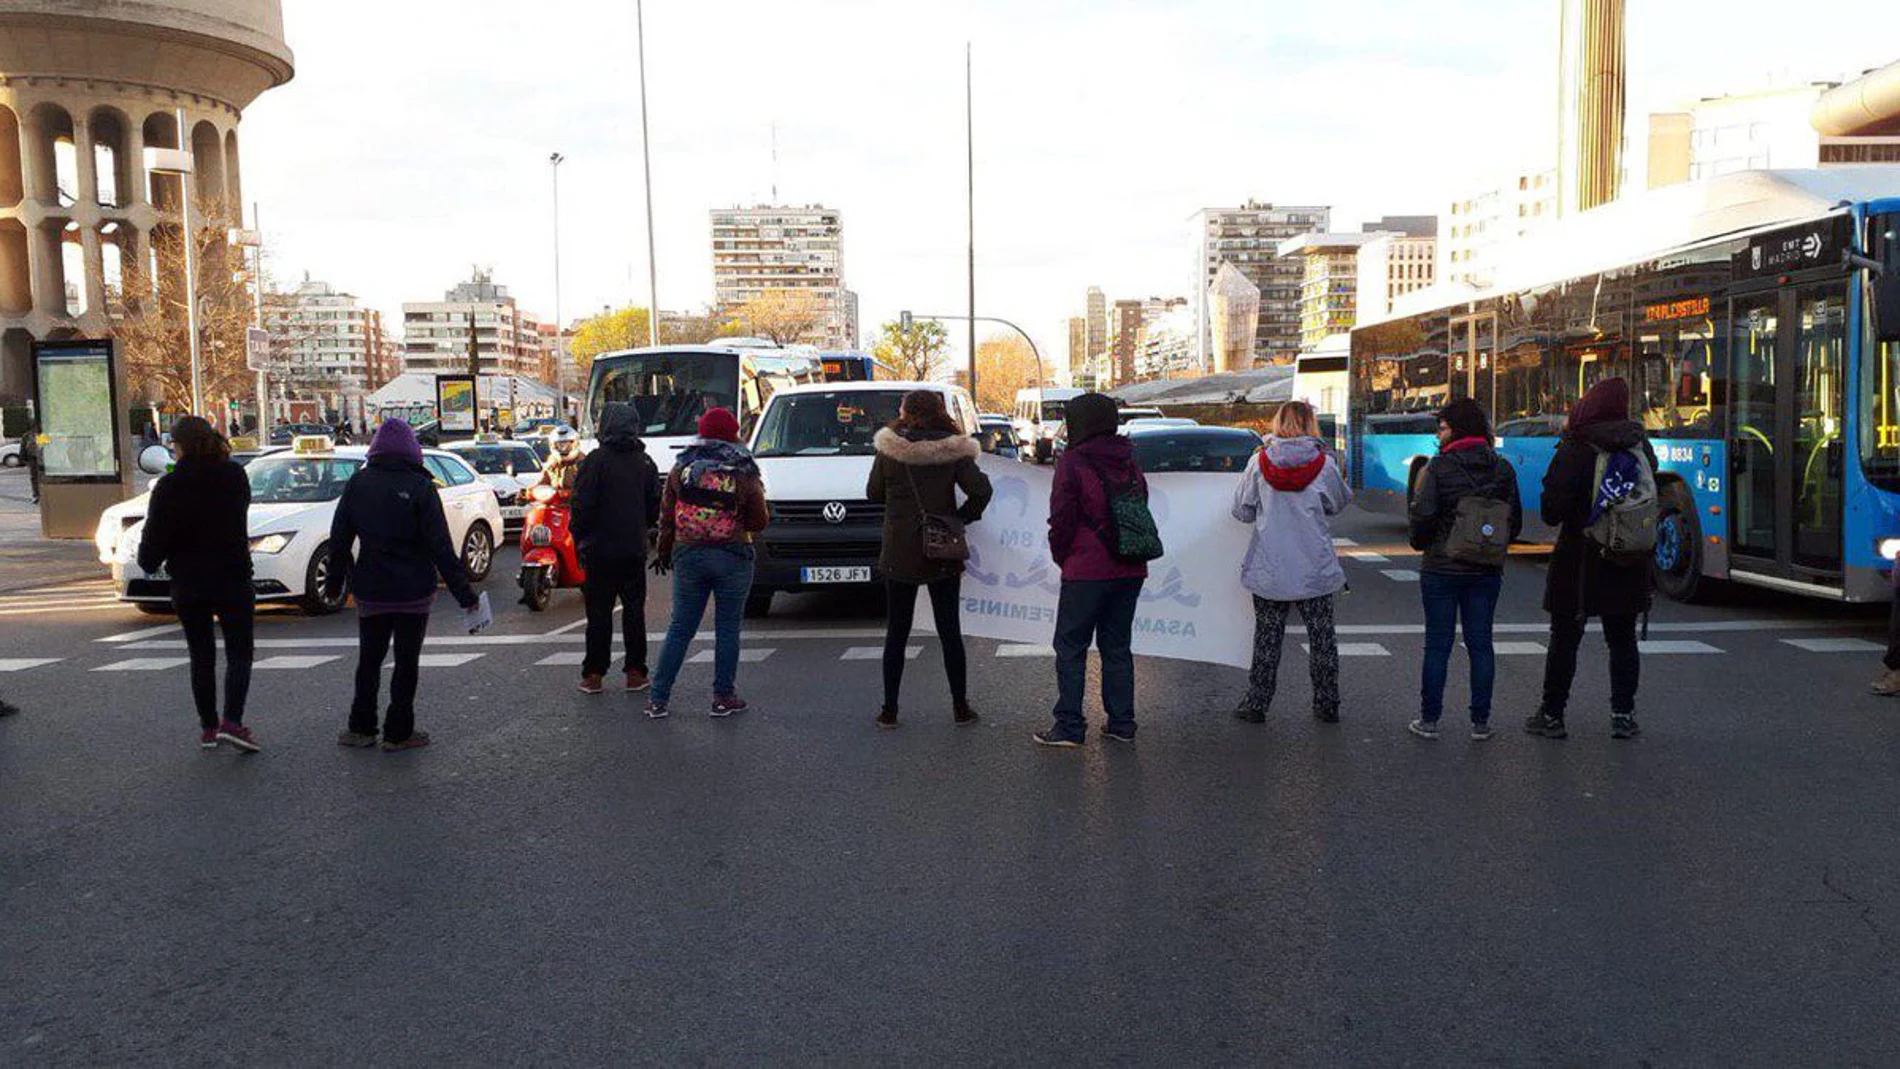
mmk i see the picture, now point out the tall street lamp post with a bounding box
[549,152,566,420]
[635,0,660,348]
[143,107,202,414]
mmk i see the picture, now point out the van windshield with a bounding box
[754,391,906,458]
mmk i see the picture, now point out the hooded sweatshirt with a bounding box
[1541,378,1659,618]
[1230,435,1352,602]
[1408,439,1524,575]
[1049,432,1150,581]
[571,402,661,561]
[326,419,476,614]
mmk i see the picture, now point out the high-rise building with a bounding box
[1277,233,1379,351]
[710,204,848,348]
[840,289,860,349]
[261,278,382,424]
[1084,286,1107,366]
[401,270,546,381]
[1066,317,1087,377]
[1207,264,1260,375]
[1355,229,1438,323]
[1109,299,1144,386]
[1192,202,1330,369]
[0,0,295,400]
[1440,171,1557,290]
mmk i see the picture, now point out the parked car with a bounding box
[1116,406,1165,424]
[0,438,20,467]
[105,436,502,615]
[268,422,334,446]
[1121,417,1200,431]
[1125,425,1263,474]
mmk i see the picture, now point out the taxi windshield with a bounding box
[246,456,363,504]
[452,445,534,476]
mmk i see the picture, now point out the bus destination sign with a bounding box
[1734,215,1853,280]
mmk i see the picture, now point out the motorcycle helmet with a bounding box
[548,426,580,456]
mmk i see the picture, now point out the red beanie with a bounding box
[698,407,741,442]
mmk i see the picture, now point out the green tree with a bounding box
[871,318,951,381]
[569,306,653,377]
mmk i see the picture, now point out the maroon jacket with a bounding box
[1048,434,1150,582]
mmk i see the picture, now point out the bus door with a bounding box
[1448,312,1497,415]
[1727,282,1847,584]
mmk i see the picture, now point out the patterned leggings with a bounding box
[1239,594,1340,717]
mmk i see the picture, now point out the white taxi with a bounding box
[105,436,503,615]
[443,435,544,535]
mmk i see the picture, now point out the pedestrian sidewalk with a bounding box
[0,469,104,594]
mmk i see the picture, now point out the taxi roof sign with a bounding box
[474,432,503,444]
[291,435,336,455]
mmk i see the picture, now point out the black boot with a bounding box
[876,705,898,730]
[953,701,979,726]
[1523,709,1568,739]
[1611,714,1642,740]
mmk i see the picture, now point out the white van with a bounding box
[745,380,980,616]
[1012,387,1083,463]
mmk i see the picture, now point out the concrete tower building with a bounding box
[0,0,295,399]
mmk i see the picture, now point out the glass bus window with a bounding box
[1729,296,1779,560]
[1864,330,1900,492]
[1794,287,1846,568]
[592,352,740,437]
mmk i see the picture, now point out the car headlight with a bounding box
[250,533,294,555]
[1880,539,1900,562]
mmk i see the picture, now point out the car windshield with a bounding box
[590,351,740,437]
[754,391,906,458]
[1131,431,1261,474]
[452,445,535,476]
[246,456,363,504]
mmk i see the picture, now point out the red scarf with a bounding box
[1440,436,1490,455]
[1260,450,1326,491]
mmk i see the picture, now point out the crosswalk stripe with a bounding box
[1495,642,1548,655]
[843,646,918,660]
[254,655,342,670]
[98,623,183,643]
[393,653,486,668]
[1782,638,1884,654]
[1349,552,1391,564]
[93,657,191,672]
[996,645,1053,658]
[0,658,61,672]
[1637,641,1723,655]
[536,652,586,666]
[0,603,129,618]
[1381,569,1421,582]
[1307,643,1391,657]
[1331,537,1358,547]
[687,648,774,664]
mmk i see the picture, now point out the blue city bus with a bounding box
[819,352,891,382]
[1349,169,1900,603]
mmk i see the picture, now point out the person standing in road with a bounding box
[1407,399,1522,741]
[1527,377,1659,741]
[1036,392,1152,748]
[571,402,662,695]
[1229,400,1353,727]
[21,420,41,504]
[136,416,259,752]
[644,408,770,719]
[866,390,994,728]
[325,418,481,752]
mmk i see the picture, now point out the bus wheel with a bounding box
[1652,484,1704,603]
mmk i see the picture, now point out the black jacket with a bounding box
[866,427,993,583]
[1408,444,1524,575]
[1542,420,1660,619]
[571,404,661,561]
[137,456,253,594]
[325,456,476,608]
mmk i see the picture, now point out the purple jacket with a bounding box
[1048,434,1149,582]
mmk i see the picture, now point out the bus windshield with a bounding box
[590,352,739,437]
[754,390,906,458]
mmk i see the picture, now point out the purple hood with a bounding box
[367,419,423,465]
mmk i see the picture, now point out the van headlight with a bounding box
[250,533,294,555]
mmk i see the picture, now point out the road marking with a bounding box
[0,603,132,618]
[1348,552,1391,564]
[843,646,918,660]
[0,658,61,672]
[93,657,191,672]
[1307,643,1391,657]
[1782,637,1884,654]
[1494,642,1548,655]
[1381,569,1421,582]
[1638,641,1724,655]
[536,652,586,666]
[996,645,1053,658]
[403,653,486,668]
[254,655,342,670]
[98,623,183,644]
[686,648,774,664]
[1331,537,1358,547]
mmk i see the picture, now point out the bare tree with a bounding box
[975,334,1044,412]
[116,195,257,413]
[726,288,825,345]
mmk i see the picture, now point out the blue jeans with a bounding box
[1050,577,1144,740]
[1419,571,1503,724]
[649,546,755,705]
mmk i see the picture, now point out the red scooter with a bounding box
[518,484,586,611]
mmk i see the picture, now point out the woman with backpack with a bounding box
[1037,392,1157,748]
[1527,377,1659,741]
[136,416,259,753]
[1406,398,1522,741]
[643,408,770,719]
[1229,400,1353,726]
[866,390,993,728]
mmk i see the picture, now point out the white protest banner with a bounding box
[958,454,1259,668]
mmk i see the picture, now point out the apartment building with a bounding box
[1440,170,1557,290]
[1648,82,1900,187]
[261,278,387,422]
[710,204,848,348]
[1193,202,1330,368]
[401,271,545,381]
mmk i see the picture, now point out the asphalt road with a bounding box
[3,500,1899,1065]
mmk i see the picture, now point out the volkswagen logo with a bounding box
[822,501,848,524]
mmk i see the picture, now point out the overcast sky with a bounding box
[242,0,1891,364]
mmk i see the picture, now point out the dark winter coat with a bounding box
[656,439,770,560]
[866,427,993,583]
[571,403,661,562]
[324,456,477,610]
[1048,433,1150,582]
[1409,442,1525,576]
[1541,420,1659,618]
[137,455,253,595]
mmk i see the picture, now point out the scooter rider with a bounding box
[536,425,584,492]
